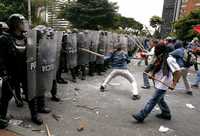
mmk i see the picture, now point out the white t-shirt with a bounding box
[154,70,173,90]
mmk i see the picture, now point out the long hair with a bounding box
[152,43,170,76]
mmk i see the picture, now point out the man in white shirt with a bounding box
[141,39,158,89]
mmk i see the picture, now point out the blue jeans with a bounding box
[143,64,154,87]
[143,73,150,87]
[135,89,171,119]
[193,70,200,86]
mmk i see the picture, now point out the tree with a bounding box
[113,14,143,32]
[174,9,200,41]
[62,0,118,30]
[150,16,162,38]
[150,16,162,29]
[31,0,48,26]
[0,0,47,26]
[0,0,27,21]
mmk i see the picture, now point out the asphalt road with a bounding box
[6,61,200,136]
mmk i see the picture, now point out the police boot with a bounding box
[56,70,68,84]
[51,80,61,102]
[15,98,23,108]
[0,118,8,129]
[97,64,103,76]
[15,87,24,108]
[103,63,108,72]
[37,96,51,114]
[57,77,68,84]
[75,66,81,77]
[0,102,9,120]
[88,62,95,76]
[70,68,77,83]
[28,99,43,125]
[81,65,86,80]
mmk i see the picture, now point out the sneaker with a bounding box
[186,91,193,96]
[132,114,144,123]
[191,84,199,88]
[100,86,105,92]
[156,113,171,120]
[132,95,141,100]
[141,86,150,89]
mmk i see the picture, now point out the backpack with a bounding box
[183,49,194,67]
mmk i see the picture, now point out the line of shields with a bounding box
[15,27,148,103]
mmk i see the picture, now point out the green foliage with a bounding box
[0,3,12,21]
[150,15,162,29]
[150,16,162,38]
[31,0,48,27]
[113,14,143,31]
[174,9,200,41]
[0,0,27,21]
[0,0,47,26]
[62,0,118,30]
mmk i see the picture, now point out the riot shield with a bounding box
[112,33,119,49]
[96,31,106,64]
[64,32,78,69]
[88,30,100,62]
[77,31,90,65]
[54,31,63,79]
[127,35,138,57]
[35,28,58,96]
[26,30,37,101]
[118,34,128,51]
[105,32,113,55]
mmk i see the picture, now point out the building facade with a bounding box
[161,0,200,37]
[160,0,179,37]
[180,0,200,16]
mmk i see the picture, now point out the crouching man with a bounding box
[100,45,140,100]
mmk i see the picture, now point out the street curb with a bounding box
[6,125,44,136]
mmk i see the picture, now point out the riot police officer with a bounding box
[0,14,43,128]
[0,22,26,108]
[0,22,9,35]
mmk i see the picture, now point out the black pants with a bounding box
[51,80,57,96]
[88,62,96,76]
[0,72,32,119]
[96,64,104,74]
[13,80,23,103]
[76,65,86,78]
[70,68,77,80]
[0,81,13,119]
[56,66,63,80]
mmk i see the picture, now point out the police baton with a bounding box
[79,48,104,58]
[143,72,174,90]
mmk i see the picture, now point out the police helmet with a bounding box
[0,22,9,29]
[7,14,25,30]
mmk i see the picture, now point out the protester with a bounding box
[132,43,180,123]
[169,41,193,95]
[100,44,141,100]
[141,39,158,89]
